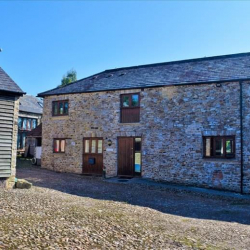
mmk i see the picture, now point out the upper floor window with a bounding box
[203,136,235,159]
[53,139,66,153]
[18,117,37,131]
[52,100,69,116]
[120,93,140,123]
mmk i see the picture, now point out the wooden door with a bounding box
[118,137,134,176]
[83,138,103,175]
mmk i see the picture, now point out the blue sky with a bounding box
[1,1,250,96]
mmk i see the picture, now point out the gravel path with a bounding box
[0,164,250,249]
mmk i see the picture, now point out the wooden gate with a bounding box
[82,138,103,175]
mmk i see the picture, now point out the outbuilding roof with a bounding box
[0,67,24,95]
[19,95,43,114]
[38,52,250,97]
[26,123,42,138]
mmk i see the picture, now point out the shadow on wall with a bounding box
[16,164,250,226]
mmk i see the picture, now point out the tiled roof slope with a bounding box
[19,95,43,114]
[38,52,250,97]
[26,123,42,138]
[0,67,24,94]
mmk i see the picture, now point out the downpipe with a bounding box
[240,81,244,194]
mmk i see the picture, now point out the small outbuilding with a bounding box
[0,67,24,188]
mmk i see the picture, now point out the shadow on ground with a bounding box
[16,159,250,225]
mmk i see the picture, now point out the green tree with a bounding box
[59,69,77,87]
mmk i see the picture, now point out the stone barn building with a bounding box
[0,67,24,188]
[38,52,250,193]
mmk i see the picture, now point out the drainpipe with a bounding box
[240,81,244,194]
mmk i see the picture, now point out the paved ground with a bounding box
[1,161,250,249]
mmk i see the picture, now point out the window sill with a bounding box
[52,116,69,120]
[120,122,141,125]
[53,152,65,157]
[202,158,239,163]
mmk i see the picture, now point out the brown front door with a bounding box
[83,138,103,175]
[118,137,134,176]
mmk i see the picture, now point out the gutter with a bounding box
[240,81,244,194]
[0,89,26,96]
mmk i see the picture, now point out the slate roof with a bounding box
[26,123,42,138]
[19,95,43,114]
[38,52,250,97]
[0,67,24,95]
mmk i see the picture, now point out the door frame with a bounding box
[117,136,142,177]
[82,137,104,175]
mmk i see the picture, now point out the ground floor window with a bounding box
[17,132,26,149]
[53,139,66,153]
[203,136,235,159]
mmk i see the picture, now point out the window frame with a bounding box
[18,117,38,131]
[120,93,140,123]
[134,137,142,176]
[203,136,235,159]
[52,100,69,116]
[53,139,66,153]
[83,138,103,155]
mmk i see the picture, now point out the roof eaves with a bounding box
[0,89,26,96]
[37,77,250,97]
[37,70,106,98]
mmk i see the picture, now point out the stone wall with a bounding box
[242,82,250,193]
[41,81,249,192]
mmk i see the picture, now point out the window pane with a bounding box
[135,153,141,173]
[132,94,139,107]
[205,138,211,157]
[215,139,223,156]
[22,133,26,148]
[27,119,31,130]
[18,118,22,129]
[59,102,64,114]
[85,140,89,153]
[17,133,21,149]
[32,119,37,129]
[226,139,233,154]
[135,138,141,152]
[91,140,96,153]
[53,102,58,115]
[122,96,129,107]
[23,118,27,130]
[61,140,65,152]
[98,140,103,153]
[54,140,60,152]
[64,102,69,114]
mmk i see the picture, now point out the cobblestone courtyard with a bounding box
[1,163,250,249]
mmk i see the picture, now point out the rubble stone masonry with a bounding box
[41,81,250,193]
